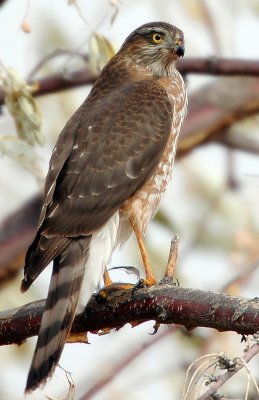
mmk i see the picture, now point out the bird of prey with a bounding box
[21,21,187,392]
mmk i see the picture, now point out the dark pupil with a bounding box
[154,34,161,41]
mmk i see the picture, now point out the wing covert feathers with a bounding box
[41,80,173,237]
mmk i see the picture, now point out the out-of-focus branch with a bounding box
[80,327,175,400]
[27,49,88,80]
[1,58,259,105]
[0,282,258,346]
[0,196,42,285]
[178,57,259,76]
[177,76,259,156]
[216,133,259,156]
[0,0,8,7]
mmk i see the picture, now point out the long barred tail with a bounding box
[25,236,91,392]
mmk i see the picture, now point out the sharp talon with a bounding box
[131,279,145,297]
[95,289,109,303]
[150,322,160,335]
[135,279,145,289]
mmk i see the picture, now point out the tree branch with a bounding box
[178,57,259,76]
[178,76,259,157]
[0,282,258,346]
[1,58,259,106]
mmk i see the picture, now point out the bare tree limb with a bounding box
[216,133,259,156]
[0,282,258,346]
[178,57,259,77]
[178,76,259,156]
[1,58,259,106]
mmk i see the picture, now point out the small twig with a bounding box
[221,260,259,293]
[68,0,94,33]
[239,355,259,396]
[182,354,219,399]
[27,49,88,80]
[164,234,180,279]
[196,343,259,400]
[45,365,75,400]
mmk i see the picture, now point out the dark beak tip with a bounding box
[175,45,185,57]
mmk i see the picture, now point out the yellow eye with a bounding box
[152,33,164,44]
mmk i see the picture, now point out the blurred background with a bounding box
[0,0,259,399]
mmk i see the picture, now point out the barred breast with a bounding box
[120,70,187,236]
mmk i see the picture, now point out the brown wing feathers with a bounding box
[38,81,172,237]
[22,73,173,391]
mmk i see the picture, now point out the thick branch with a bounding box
[178,76,259,156]
[178,57,259,76]
[0,282,258,346]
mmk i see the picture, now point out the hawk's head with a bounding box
[121,22,185,77]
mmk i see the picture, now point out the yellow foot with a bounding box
[143,275,157,286]
[100,282,134,294]
[103,268,113,286]
[97,282,134,303]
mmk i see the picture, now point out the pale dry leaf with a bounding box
[182,0,209,22]
[88,33,115,75]
[0,65,44,146]
[0,136,44,184]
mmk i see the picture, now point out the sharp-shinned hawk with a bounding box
[21,21,187,392]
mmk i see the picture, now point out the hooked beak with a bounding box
[174,44,185,57]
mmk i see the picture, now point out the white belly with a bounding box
[76,211,120,312]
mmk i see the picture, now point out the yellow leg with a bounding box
[100,268,134,300]
[131,221,156,286]
[103,268,113,286]
[102,267,135,292]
